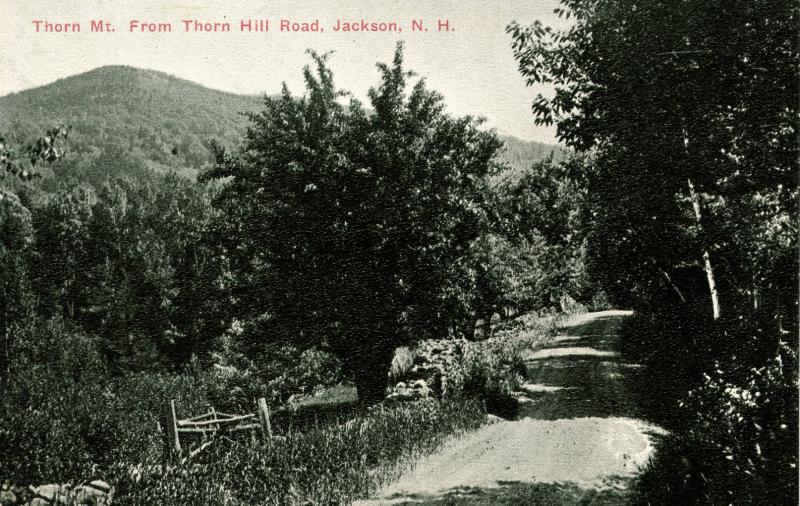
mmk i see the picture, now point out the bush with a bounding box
[625,310,799,505]
[393,312,558,416]
[0,369,214,483]
[211,335,344,408]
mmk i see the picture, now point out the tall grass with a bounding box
[1,319,488,504]
[111,399,484,505]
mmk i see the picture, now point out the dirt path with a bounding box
[354,310,664,505]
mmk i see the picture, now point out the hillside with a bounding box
[0,66,567,182]
[494,135,570,181]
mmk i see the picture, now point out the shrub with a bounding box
[678,343,797,504]
[0,369,213,483]
[626,311,799,505]
[393,312,558,416]
[210,337,344,409]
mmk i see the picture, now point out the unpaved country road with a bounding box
[354,310,665,505]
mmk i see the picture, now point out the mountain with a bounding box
[0,66,262,182]
[494,135,570,181]
[0,66,567,183]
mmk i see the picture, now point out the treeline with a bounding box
[509,0,798,503]
[0,47,592,405]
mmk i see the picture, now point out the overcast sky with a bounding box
[1,0,568,143]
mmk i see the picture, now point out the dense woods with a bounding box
[509,0,798,503]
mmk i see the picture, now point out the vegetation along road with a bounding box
[356,311,665,505]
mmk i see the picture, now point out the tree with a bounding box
[0,191,33,388]
[29,185,94,320]
[509,2,798,501]
[508,0,798,324]
[204,46,503,405]
[76,173,223,370]
[0,126,71,388]
[480,157,592,316]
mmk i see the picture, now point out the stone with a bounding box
[0,489,16,506]
[25,481,113,506]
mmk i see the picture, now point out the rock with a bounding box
[412,380,431,398]
[26,481,113,506]
[212,363,237,376]
[87,481,112,495]
[0,490,16,506]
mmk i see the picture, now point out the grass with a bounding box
[385,479,632,505]
[293,384,358,409]
[1,311,563,504]
[110,399,485,505]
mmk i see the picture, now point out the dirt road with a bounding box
[354,310,664,505]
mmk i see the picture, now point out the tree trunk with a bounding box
[687,178,721,320]
[351,341,394,407]
[483,311,492,339]
[0,330,8,393]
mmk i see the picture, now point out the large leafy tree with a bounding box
[508,0,798,324]
[205,46,502,405]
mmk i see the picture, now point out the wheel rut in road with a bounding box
[354,310,665,506]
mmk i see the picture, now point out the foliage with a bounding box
[682,343,797,503]
[508,0,798,320]
[23,173,226,370]
[492,157,593,311]
[203,45,504,404]
[210,336,345,408]
[510,0,798,501]
[631,339,797,505]
[619,308,798,504]
[398,312,559,417]
[0,326,484,505]
[0,124,72,388]
[0,191,34,387]
[1,320,211,482]
[450,313,558,400]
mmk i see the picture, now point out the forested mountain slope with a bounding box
[0,65,565,182]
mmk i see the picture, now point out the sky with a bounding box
[1,0,569,143]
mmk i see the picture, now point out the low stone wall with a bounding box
[1,480,112,506]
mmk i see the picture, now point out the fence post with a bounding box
[257,397,272,441]
[166,399,181,456]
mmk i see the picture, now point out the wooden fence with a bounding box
[164,398,272,458]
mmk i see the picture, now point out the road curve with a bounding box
[354,310,664,505]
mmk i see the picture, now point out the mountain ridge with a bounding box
[0,65,568,182]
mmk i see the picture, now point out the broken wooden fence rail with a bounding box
[164,398,272,458]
